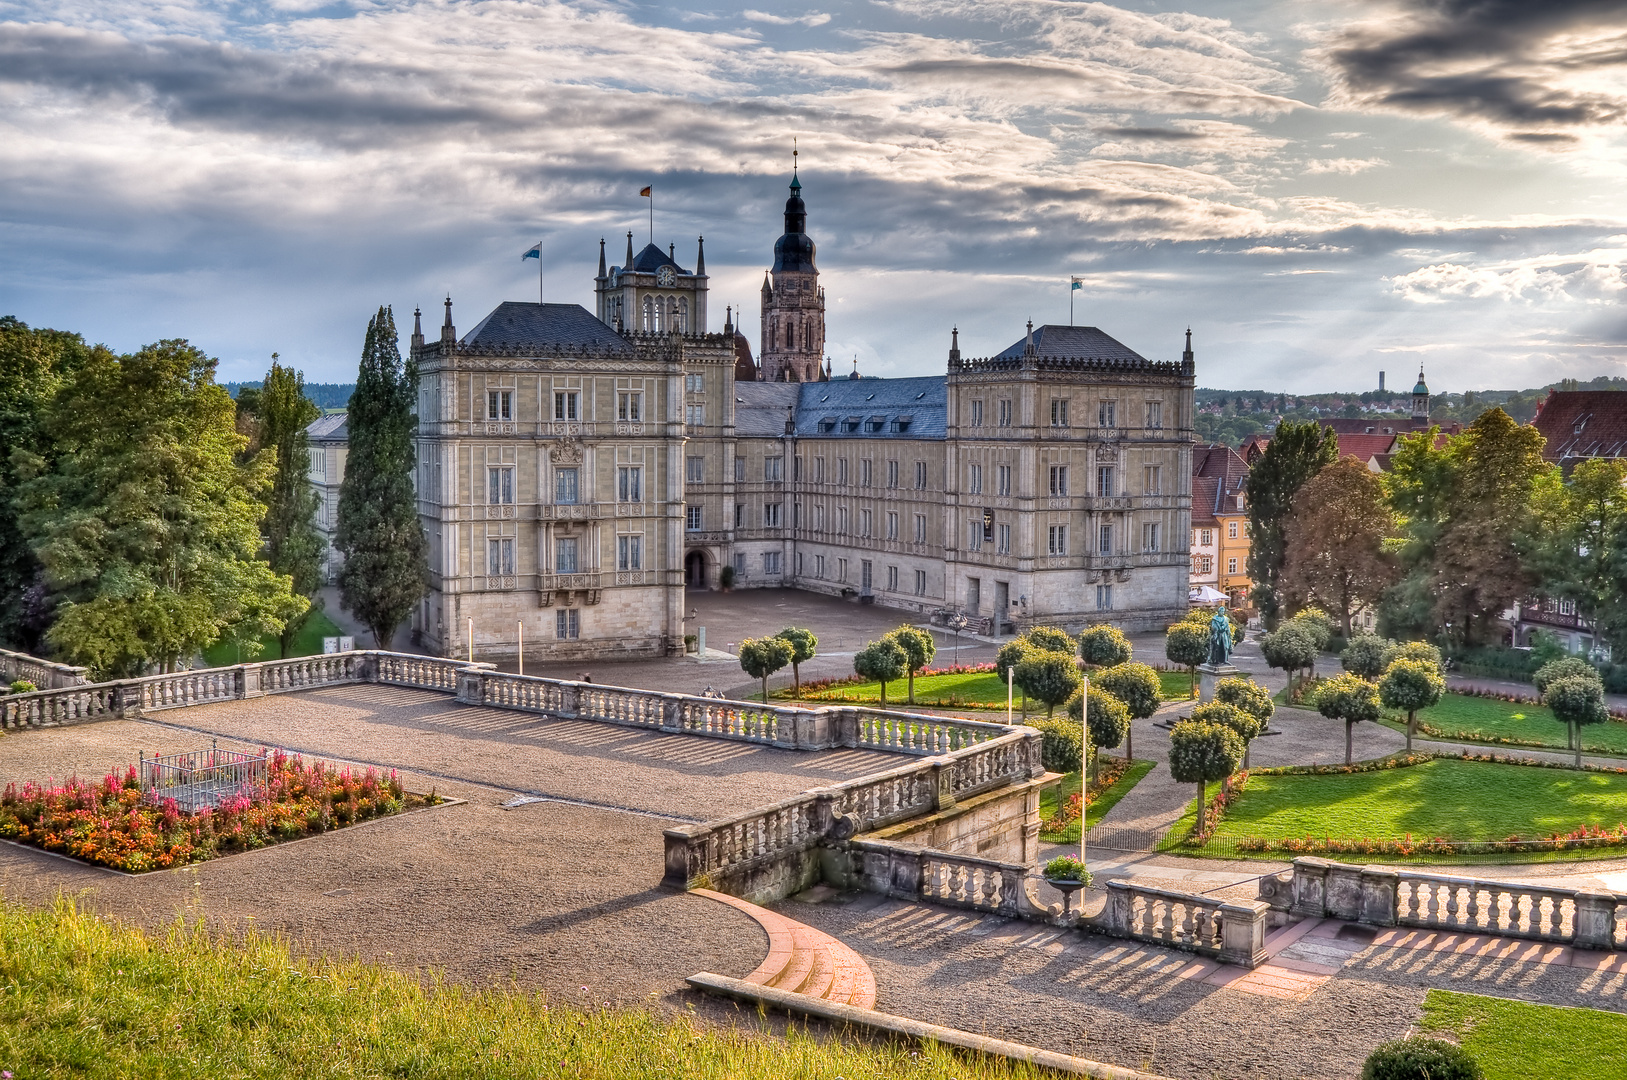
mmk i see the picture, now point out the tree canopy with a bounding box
[1167,719,1244,819]
[1379,658,1445,752]
[1245,420,1338,625]
[853,637,909,708]
[885,625,937,705]
[1079,625,1131,667]
[1314,671,1383,764]
[774,626,818,698]
[1013,647,1081,718]
[1280,457,1395,638]
[738,635,793,703]
[258,357,325,654]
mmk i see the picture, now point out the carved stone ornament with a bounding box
[550,436,585,464]
[1095,446,1119,464]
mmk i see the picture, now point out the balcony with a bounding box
[537,571,603,607]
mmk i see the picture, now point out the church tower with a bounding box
[759,163,826,382]
[1411,366,1430,426]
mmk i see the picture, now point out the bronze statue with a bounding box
[1208,608,1233,666]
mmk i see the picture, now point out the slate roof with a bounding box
[306,412,348,441]
[627,243,691,275]
[734,382,800,436]
[993,325,1150,364]
[794,376,947,439]
[1533,389,1627,463]
[459,302,632,354]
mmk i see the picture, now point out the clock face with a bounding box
[656,266,676,287]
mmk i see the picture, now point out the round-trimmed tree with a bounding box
[774,626,817,699]
[1167,719,1244,820]
[1379,657,1445,752]
[853,637,909,709]
[1214,677,1275,729]
[1079,625,1132,668]
[1261,623,1319,693]
[886,625,937,705]
[738,635,793,704]
[1341,634,1391,680]
[1533,655,1597,696]
[1315,671,1383,764]
[1164,620,1209,698]
[1202,687,1269,767]
[1068,684,1130,779]
[1545,672,1609,767]
[1379,639,1443,675]
[1014,648,1082,718]
[1032,716,1084,774]
[1094,662,1161,761]
[1288,608,1334,652]
[1024,625,1078,656]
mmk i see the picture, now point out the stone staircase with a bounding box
[692,888,877,1009]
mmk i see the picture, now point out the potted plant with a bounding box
[719,565,736,591]
[1042,854,1091,916]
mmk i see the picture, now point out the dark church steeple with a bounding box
[759,154,825,383]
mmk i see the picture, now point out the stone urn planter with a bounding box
[1042,855,1092,917]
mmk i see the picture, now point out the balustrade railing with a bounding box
[374,654,463,691]
[0,646,89,690]
[0,682,124,730]
[849,707,1006,755]
[921,852,1022,914]
[138,668,242,711]
[258,654,360,693]
[1103,881,1269,967]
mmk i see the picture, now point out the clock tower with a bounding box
[595,233,709,335]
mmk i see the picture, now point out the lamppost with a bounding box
[948,611,969,667]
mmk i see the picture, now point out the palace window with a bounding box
[487,390,512,421]
[765,456,784,481]
[488,467,514,505]
[887,565,899,591]
[1048,525,1067,555]
[997,523,1011,554]
[554,467,579,505]
[998,399,1012,427]
[1198,555,1213,574]
[859,508,872,536]
[554,537,578,574]
[1049,465,1068,496]
[886,511,898,539]
[1227,557,1238,575]
[887,459,899,488]
[1199,528,1212,546]
[1145,400,1162,429]
[915,461,928,489]
[969,463,983,494]
[1144,465,1162,495]
[686,404,705,426]
[861,458,873,486]
[686,506,703,531]
[687,457,706,485]
[838,458,849,485]
[1096,584,1113,611]
[765,502,782,527]
[1050,399,1068,427]
[617,535,642,571]
[1143,522,1160,553]
[1097,466,1115,497]
[914,514,927,543]
[553,391,579,421]
[997,464,1011,496]
[1099,524,1113,555]
[617,466,641,503]
[763,551,782,574]
[915,569,927,595]
[1228,520,1239,540]
[968,520,982,551]
[970,399,983,426]
[1098,400,1116,428]
[556,609,579,640]
[617,391,642,421]
[685,373,705,393]
[487,538,514,575]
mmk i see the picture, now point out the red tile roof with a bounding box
[1192,444,1249,520]
[1192,476,1220,526]
[1533,390,1627,464]
[1331,432,1398,462]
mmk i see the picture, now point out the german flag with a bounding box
[639,186,652,197]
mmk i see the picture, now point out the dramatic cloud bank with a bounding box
[0,0,1623,390]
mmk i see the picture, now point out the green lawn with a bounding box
[1404,692,1627,756]
[1039,758,1157,843]
[1210,758,1627,842]
[202,609,346,667]
[0,899,1049,1080]
[1419,990,1627,1080]
[794,668,1194,708]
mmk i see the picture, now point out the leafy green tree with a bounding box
[1545,673,1609,767]
[335,307,426,648]
[1079,624,1131,667]
[1193,700,1259,744]
[1093,661,1161,760]
[885,625,937,705]
[1280,457,1396,638]
[1167,719,1244,820]
[16,339,306,677]
[1068,685,1130,779]
[1024,626,1077,656]
[1315,671,1383,764]
[1013,647,1081,718]
[1032,716,1084,774]
[1378,425,1455,642]
[1260,623,1318,691]
[0,317,92,651]
[1214,676,1274,730]
[1533,655,1597,695]
[1341,634,1391,680]
[1526,458,1627,655]
[774,626,817,698]
[738,635,793,703]
[1164,620,1209,697]
[1287,608,1334,653]
[1245,420,1338,626]
[853,636,908,708]
[1380,640,1443,674]
[258,357,324,654]
[1379,658,1445,752]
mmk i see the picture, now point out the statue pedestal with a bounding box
[1197,663,1241,704]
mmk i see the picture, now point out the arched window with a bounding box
[678,297,689,333]
[642,297,654,332]
[787,322,795,348]
[667,296,679,333]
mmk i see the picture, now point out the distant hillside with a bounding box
[226,381,353,411]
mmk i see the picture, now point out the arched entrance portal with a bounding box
[685,550,708,589]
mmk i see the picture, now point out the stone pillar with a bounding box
[356,652,380,684]
[111,681,143,720]
[1196,662,1241,704]
[456,668,486,705]
[999,865,1024,918]
[1219,900,1271,968]
[240,663,264,699]
[1104,881,1133,935]
[1325,860,1365,920]
[663,825,703,888]
[661,695,683,732]
[929,758,956,812]
[1290,857,1331,918]
[1359,867,1400,927]
[1573,890,1618,950]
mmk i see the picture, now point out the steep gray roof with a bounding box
[994,324,1150,364]
[734,382,801,436]
[306,412,348,441]
[460,302,632,353]
[794,376,947,439]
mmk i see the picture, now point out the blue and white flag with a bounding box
[1070,276,1083,291]
[522,241,542,261]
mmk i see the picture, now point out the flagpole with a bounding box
[649,186,654,246]
[1070,279,1074,326]
[538,239,544,306]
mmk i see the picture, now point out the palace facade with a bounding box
[396,173,1197,660]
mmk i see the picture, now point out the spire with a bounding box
[1183,327,1193,363]
[696,236,706,275]
[791,137,800,191]
[597,238,606,278]
[668,242,675,262]
[411,306,424,350]
[949,326,960,368]
[1024,320,1034,356]
[625,231,634,268]
[441,295,455,345]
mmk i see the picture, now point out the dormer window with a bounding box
[817,417,837,433]
[892,416,913,433]
[866,416,886,432]
[842,417,861,432]
[1575,414,1591,434]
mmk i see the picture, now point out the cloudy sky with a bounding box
[2,0,1626,391]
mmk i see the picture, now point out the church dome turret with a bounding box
[772,174,817,274]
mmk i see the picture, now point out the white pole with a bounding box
[467,618,474,664]
[1007,666,1013,725]
[538,239,544,306]
[518,620,524,677]
[1081,674,1088,872]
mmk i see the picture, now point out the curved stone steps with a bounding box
[692,888,877,1010]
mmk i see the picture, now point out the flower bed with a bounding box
[1040,755,1134,834]
[0,751,441,872]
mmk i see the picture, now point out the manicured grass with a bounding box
[795,669,1193,708]
[202,609,346,667]
[1039,758,1157,843]
[1211,758,1627,842]
[1419,989,1627,1080]
[0,899,1051,1080]
[1405,692,1627,755]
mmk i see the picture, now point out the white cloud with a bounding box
[1302,157,1382,174]
[1389,248,1627,304]
[742,10,831,27]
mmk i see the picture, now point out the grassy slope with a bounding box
[1212,758,1627,841]
[1038,759,1158,843]
[1420,990,1627,1080]
[0,900,1049,1080]
[1407,693,1627,755]
[796,669,1194,708]
[202,609,346,667]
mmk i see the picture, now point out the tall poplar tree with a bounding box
[259,357,325,653]
[1245,420,1337,626]
[335,307,425,648]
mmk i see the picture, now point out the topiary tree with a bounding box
[1024,625,1077,656]
[1379,639,1443,675]
[1068,685,1130,779]
[1214,676,1274,729]
[1315,671,1383,764]
[737,635,793,703]
[774,626,818,699]
[1079,624,1131,668]
[1287,608,1335,653]
[853,636,909,709]
[1260,623,1319,694]
[1533,655,1597,696]
[1014,648,1082,718]
[884,625,937,705]
[1093,662,1161,761]
[1361,1037,1482,1080]
[1164,619,1209,698]
[1379,657,1446,752]
[1341,634,1391,680]
[1545,672,1609,767]
[1032,716,1084,774]
[1167,719,1244,821]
